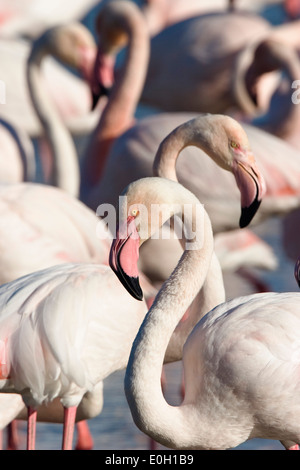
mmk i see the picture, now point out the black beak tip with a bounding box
[91,85,111,111]
[91,91,99,111]
[120,273,143,301]
[239,198,262,229]
[113,265,143,302]
[129,277,144,302]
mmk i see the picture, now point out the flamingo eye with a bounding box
[131,208,139,217]
[230,140,240,150]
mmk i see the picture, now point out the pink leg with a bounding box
[62,406,77,450]
[27,407,37,450]
[7,420,19,450]
[289,444,300,450]
[75,421,93,451]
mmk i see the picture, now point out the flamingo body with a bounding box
[181,292,300,449]
[140,11,271,113]
[0,183,110,285]
[0,262,147,419]
[109,176,300,450]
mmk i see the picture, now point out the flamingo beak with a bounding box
[109,216,143,301]
[90,46,115,110]
[294,257,300,288]
[233,155,266,228]
[78,45,97,89]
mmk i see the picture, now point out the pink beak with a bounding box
[78,45,97,86]
[232,157,266,228]
[90,44,115,110]
[109,216,143,301]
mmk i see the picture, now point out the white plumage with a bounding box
[0,263,147,448]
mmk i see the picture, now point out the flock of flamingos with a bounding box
[1,0,300,451]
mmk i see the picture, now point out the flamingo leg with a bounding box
[7,420,19,450]
[62,406,77,450]
[27,407,37,450]
[75,420,93,450]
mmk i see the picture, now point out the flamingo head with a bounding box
[229,137,266,228]
[90,45,115,110]
[38,23,97,87]
[180,115,266,228]
[109,213,143,301]
[109,178,147,301]
[202,115,266,228]
[109,177,193,300]
[91,1,134,109]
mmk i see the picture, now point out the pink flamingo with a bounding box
[26,21,99,195]
[110,176,300,450]
[0,32,100,141]
[0,263,148,450]
[139,9,271,114]
[0,182,111,450]
[138,3,300,116]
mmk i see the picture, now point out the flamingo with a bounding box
[95,111,300,284]
[0,262,148,450]
[138,4,300,116]
[234,37,300,138]
[109,176,300,450]
[0,35,100,140]
[139,10,272,114]
[26,21,100,195]
[80,0,150,204]
[0,182,111,450]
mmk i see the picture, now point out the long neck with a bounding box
[27,45,80,197]
[125,205,216,449]
[164,251,225,363]
[153,116,226,181]
[81,13,150,190]
[252,52,300,140]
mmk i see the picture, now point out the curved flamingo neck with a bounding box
[81,9,150,191]
[125,196,216,448]
[252,48,300,141]
[164,251,225,363]
[153,115,229,181]
[27,40,80,198]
